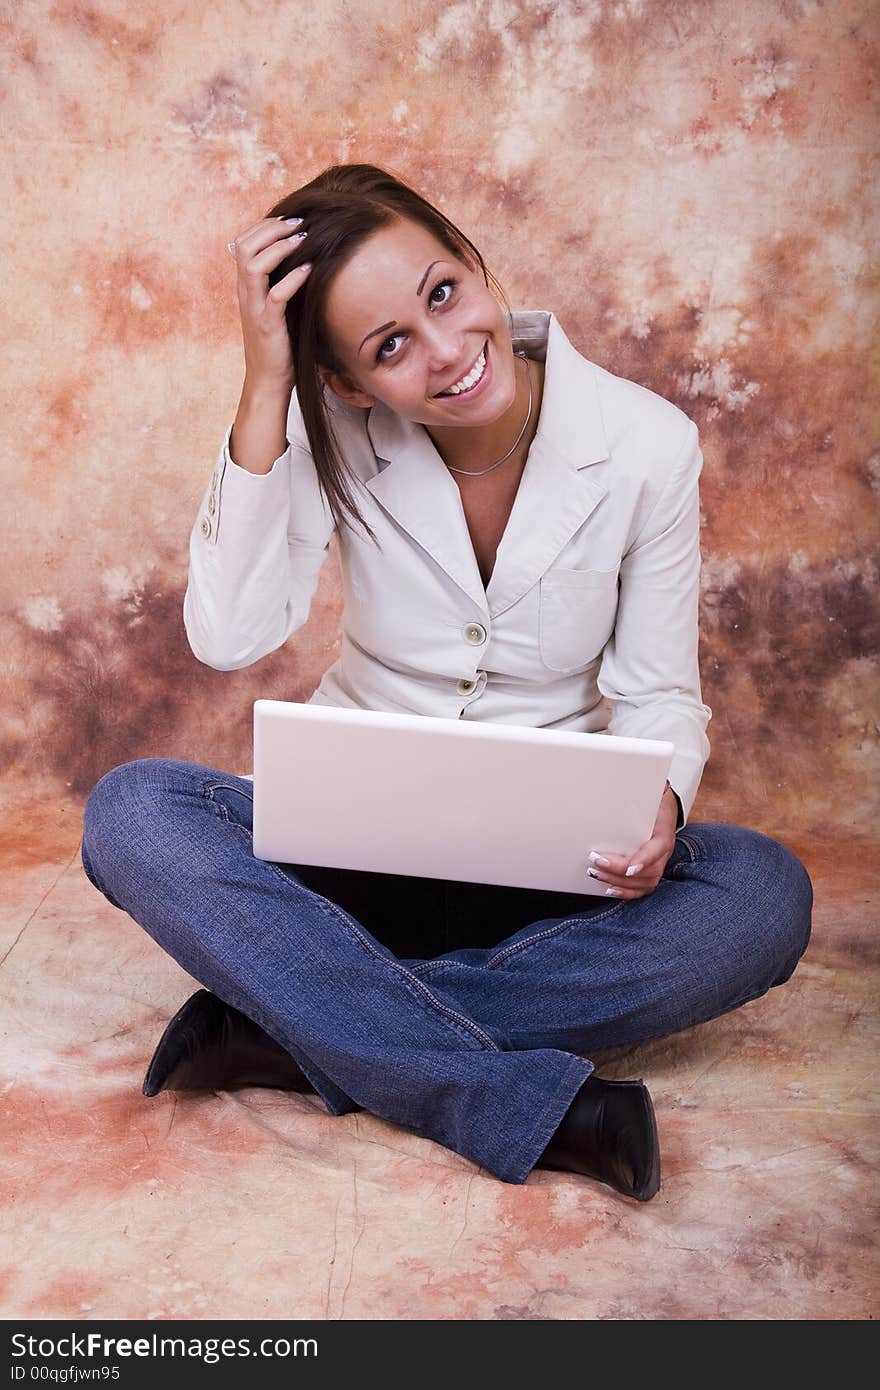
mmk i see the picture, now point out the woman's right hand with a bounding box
[228,217,312,391]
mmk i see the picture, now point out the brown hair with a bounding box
[263,163,511,548]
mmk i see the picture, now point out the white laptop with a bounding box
[251,699,673,895]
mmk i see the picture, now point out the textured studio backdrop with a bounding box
[3,0,878,841]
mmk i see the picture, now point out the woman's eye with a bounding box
[429,278,456,306]
[376,333,403,363]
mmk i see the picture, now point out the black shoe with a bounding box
[142,989,315,1097]
[534,1074,661,1201]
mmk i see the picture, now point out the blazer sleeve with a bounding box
[596,418,712,829]
[183,399,336,671]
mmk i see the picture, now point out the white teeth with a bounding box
[442,347,486,395]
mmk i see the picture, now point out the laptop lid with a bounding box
[251,700,673,895]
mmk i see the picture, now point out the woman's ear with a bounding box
[317,363,375,409]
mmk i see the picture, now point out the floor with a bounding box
[2,789,877,1320]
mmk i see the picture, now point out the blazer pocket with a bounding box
[538,565,620,674]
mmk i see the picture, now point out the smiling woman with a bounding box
[316,217,542,484]
[260,163,534,541]
[80,160,815,1204]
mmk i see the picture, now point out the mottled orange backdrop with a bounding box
[2,0,879,1325]
[3,0,877,842]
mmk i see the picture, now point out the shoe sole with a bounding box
[631,1078,661,1201]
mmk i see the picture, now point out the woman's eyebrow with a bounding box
[416,260,443,296]
[357,260,445,354]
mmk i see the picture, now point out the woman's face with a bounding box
[319,216,517,429]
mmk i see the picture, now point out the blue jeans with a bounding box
[79,757,813,1184]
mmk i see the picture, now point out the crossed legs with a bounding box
[80,757,813,1186]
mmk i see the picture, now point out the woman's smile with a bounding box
[433,339,490,399]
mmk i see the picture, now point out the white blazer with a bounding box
[184,309,712,828]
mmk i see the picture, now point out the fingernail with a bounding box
[604,887,624,897]
[284,216,303,225]
[625,864,644,877]
[587,867,601,880]
[589,851,610,867]
[290,230,308,240]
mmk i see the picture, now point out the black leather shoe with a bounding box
[534,1074,661,1201]
[142,989,315,1097]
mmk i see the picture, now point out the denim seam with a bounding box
[479,899,627,969]
[204,780,254,804]
[215,810,502,1055]
[675,831,700,862]
[509,1053,595,1185]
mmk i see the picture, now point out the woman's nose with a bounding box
[426,333,466,376]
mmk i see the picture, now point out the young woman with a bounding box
[80,164,813,1202]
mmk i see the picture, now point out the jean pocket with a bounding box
[205,779,255,830]
[538,565,620,673]
[666,830,699,878]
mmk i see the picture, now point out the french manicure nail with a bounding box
[605,886,623,897]
[589,851,610,867]
[625,864,644,877]
[284,216,303,225]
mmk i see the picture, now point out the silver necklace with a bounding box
[443,350,532,477]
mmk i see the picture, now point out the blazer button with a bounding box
[463,622,487,645]
[456,677,477,695]
[200,516,212,538]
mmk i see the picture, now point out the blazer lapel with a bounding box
[365,403,490,609]
[364,309,610,617]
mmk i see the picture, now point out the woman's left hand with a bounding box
[587,784,679,900]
